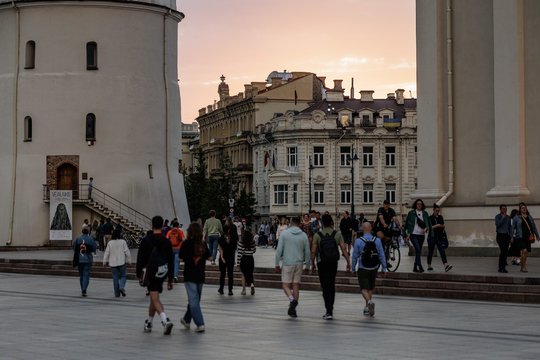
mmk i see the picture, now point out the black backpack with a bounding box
[359,237,381,270]
[318,231,340,263]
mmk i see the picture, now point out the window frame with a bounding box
[314,184,324,204]
[24,116,32,142]
[86,41,98,70]
[363,183,374,204]
[385,146,396,167]
[273,184,288,205]
[362,146,373,167]
[25,41,36,69]
[385,183,396,204]
[287,146,297,167]
[85,113,96,141]
[313,146,324,167]
[340,146,351,167]
[340,183,351,204]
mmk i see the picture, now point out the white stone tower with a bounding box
[0,0,189,245]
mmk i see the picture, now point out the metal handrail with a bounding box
[43,184,151,231]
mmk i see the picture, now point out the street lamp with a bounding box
[350,146,359,219]
[308,156,314,213]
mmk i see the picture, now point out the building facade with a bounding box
[194,72,324,192]
[181,122,199,171]
[416,0,540,246]
[0,0,189,246]
[251,86,417,221]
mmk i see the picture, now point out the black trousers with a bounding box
[427,236,448,265]
[240,255,254,286]
[317,261,338,315]
[219,257,235,292]
[496,233,511,270]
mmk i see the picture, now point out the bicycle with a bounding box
[383,233,401,272]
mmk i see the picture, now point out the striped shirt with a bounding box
[237,238,256,263]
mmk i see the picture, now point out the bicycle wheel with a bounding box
[386,239,401,272]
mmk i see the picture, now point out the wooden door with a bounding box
[57,163,79,199]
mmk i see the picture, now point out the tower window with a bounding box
[25,41,35,69]
[86,42,98,70]
[24,116,32,141]
[85,113,96,142]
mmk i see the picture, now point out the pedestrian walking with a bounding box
[88,177,93,200]
[512,203,539,273]
[102,218,114,247]
[103,228,132,297]
[351,222,387,317]
[275,218,289,250]
[237,229,256,295]
[179,222,211,333]
[97,218,105,251]
[275,216,311,318]
[311,214,351,320]
[203,210,223,265]
[166,220,185,282]
[405,199,433,273]
[508,209,521,266]
[136,216,175,335]
[72,227,97,297]
[218,218,238,295]
[339,211,354,254]
[427,204,453,272]
[495,204,512,273]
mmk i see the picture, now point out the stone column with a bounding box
[486,0,529,201]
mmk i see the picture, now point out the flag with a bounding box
[294,90,298,105]
[383,118,401,128]
[264,151,270,167]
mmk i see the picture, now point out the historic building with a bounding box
[251,85,417,221]
[181,122,199,171]
[194,72,325,192]
[415,0,540,246]
[0,0,189,245]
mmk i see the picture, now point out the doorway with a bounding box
[57,163,79,199]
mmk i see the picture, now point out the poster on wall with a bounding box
[49,190,73,241]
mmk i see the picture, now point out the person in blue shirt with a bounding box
[72,227,97,297]
[351,221,387,317]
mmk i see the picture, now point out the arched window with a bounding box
[85,113,96,141]
[25,41,35,69]
[86,42,98,70]
[24,116,32,141]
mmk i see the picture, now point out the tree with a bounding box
[235,188,256,224]
[184,147,208,222]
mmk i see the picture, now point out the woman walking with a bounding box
[218,218,238,295]
[178,222,211,333]
[405,199,433,273]
[512,203,539,273]
[237,229,256,295]
[427,204,453,272]
[103,228,132,297]
[275,218,289,250]
[508,208,521,266]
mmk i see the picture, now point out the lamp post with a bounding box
[350,146,359,219]
[308,156,314,213]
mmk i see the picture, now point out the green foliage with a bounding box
[184,149,255,223]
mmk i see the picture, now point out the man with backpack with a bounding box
[351,221,387,317]
[311,214,351,320]
[167,220,185,283]
[136,216,175,335]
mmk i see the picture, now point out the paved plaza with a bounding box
[1,272,539,360]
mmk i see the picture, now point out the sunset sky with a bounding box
[177,0,416,123]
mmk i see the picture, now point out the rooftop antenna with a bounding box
[350,78,355,99]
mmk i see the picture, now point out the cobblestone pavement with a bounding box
[0,273,539,360]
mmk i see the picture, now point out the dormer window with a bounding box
[337,111,352,129]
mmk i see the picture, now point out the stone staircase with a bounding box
[1,258,539,303]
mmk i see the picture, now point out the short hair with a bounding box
[412,199,426,210]
[152,216,164,230]
[433,203,440,209]
[171,220,179,228]
[499,204,507,210]
[82,227,89,235]
[89,177,93,180]
[112,228,121,239]
[209,210,216,217]
[383,200,390,205]
[321,214,333,228]
[344,210,349,216]
[290,216,301,226]
[106,217,111,222]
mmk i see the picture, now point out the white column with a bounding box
[486,0,529,199]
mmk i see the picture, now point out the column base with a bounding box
[485,185,530,205]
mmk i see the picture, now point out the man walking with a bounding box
[351,222,387,317]
[102,218,114,248]
[339,211,354,254]
[312,214,351,320]
[275,216,311,318]
[203,210,223,265]
[136,216,175,335]
[72,227,97,297]
[495,204,512,273]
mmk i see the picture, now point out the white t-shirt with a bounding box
[412,210,426,235]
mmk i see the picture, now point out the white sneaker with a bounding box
[368,301,375,317]
[180,318,190,330]
[363,307,369,316]
[196,325,205,333]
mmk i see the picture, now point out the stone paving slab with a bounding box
[0,273,539,359]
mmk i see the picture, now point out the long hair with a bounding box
[187,222,205,257]
[242,230,255,251]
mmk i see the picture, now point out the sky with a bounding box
[177,0,416,123]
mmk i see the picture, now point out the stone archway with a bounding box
[47,155,80,199]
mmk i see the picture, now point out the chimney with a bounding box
[360,90,374,102]
[387,93,396,100]
[317,76,326,86]
[207,105,213,113]
[350,78,355,99]
[395,89,405,105]
[333,79,343,91]
[271,77,281,88]
[198,108,206,116]
[244,84,253,98]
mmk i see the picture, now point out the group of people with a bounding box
[495,202,539,273]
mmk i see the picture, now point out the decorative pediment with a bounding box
[340,175,351,182]
[385,175,397,182]
[373,127,387,135]
[268,169,302,178]
[312,110,326,124]
[362,175,375,182]
[313,175,326,182]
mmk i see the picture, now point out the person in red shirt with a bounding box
[167,220,185,283]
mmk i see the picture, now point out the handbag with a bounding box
[522,215,536,243]
[416,213,427,229]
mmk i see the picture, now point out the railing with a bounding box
[43,184,151,232]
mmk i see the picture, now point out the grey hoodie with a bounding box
[275,226,311,269]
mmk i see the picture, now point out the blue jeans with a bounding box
[111,265,127,297]
[208,235,220,261]
[184,282,204,326]
[78,262,92,292]
[410,234,425,268]
[173,250,181,278]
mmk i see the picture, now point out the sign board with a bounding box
[49,190,73,241]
